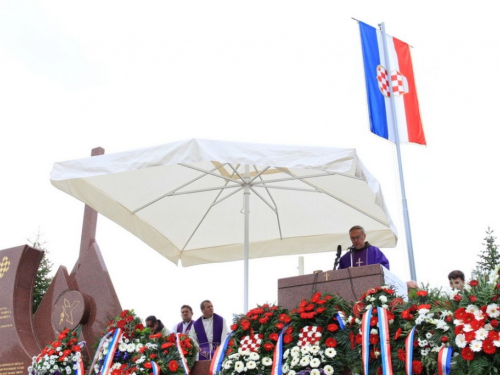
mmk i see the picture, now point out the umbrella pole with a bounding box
[244,165,250,313]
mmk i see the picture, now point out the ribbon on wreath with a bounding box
[175,333,191,375]
[377,307,393,375]
[74,341,86,375]
[437,347,452,375]
[88,331,113,375]
[209,332,233,375]
[361,308,373,375]
[271,323,290,375]
[151,361,160,375]
[99,328,123,375]
[405,326,416,375]
[336,312,346,330]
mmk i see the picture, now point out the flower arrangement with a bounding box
[283,291,350,375]
[218,303,291,375]
[92,309,197,375]
[446,264,500,375]
[29,327,85,375]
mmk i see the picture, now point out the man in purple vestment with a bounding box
[338,225,390,270]
[172,305,196,339]
[193,300,229,360]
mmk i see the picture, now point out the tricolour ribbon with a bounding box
[99,328,123,375]
[271,323,290,375]
[377,307,393,375]
[74,341,86,375]
[88,332,113,375]
[209,332,233,375]
[405,326,416,375]
[361,309,373,375]
[437,347,452,375]
[151,361,160,375]
[175,333,191,375]
[336,312,346,330]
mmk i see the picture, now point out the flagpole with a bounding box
[379,22,417,281]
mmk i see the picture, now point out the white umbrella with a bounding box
[50,138,397,311]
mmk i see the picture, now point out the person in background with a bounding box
[172,305,196,339]
[448,270,465,291]
[145,315,170,336]
[193,300,228,360]
[338,225,390,269]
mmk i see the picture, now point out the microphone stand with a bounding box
[333,245,342,270]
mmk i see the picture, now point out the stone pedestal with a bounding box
[278,264,386,309]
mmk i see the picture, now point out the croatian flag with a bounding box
[359,21,426,145]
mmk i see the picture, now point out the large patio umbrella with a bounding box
[50,138,397,311]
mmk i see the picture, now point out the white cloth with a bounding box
[171,321,197,342]
[199,315,229,351]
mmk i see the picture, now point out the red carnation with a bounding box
[269,333,279,341]
[279,314,291,323]
[305,304,315,312]
[325,337,337,347]
[120,310,129,318]
[144,362,152,369]
[316,307,326,313]
[316,299,327,305]
[263,342,274,351]
[469,280,478,287]
[355,334,362,345]
[461,347,474,361]
[241,320,250,330]
[454,294,462,302]
[327,324,339,332]
[283,334,293,344]
[394,328,402,340]
[370,316,378,326]
[445,315,453,323]
[441,336,449,343]
[230,324,238,330]
[483,338,496,354]
[491,319,499,328]
[226,348,233,355]
[259,317,269,324]
[169,360,178,372]
[397,348,405,361]
[310,292,322,303]
[369,334,379,345]
[416,290,427,297]
[412,360,423,374]
[469,295,477,303]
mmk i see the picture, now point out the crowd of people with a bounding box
[145,299,229,360]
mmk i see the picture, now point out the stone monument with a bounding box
[0,147,122,373]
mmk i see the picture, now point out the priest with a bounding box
[338,225,390,269]
[193,300,229,360]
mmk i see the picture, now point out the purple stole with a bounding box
[176,321,194,334]
[194,314,223,360]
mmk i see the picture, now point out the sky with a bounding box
[1,1,500,329]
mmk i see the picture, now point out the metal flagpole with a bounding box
[243,164,250,312]
[379,22,418,281]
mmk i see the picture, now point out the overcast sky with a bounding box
[1,1,499,327]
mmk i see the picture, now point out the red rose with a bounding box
[453,294,462,302]
[169,360,178,372]
[325,337,337,347]
[116,320,126,329]
[412,360,423,374]
[469,280,478,287]
[461,347,474,361]
[126,315,134,322]
[491,319,499,328]
[469,295,477,303]
[445,316,453,323]
[120,310,129,318]
[416,290,427,297]
[441,336,449,343]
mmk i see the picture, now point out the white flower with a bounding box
[466,305,479,313]
[324,348,337,358]
[426,332,433,339]
[223,360,233,370]
[382,304,389,310]
[311,369,321,375]
[246,361,257,370]
[299,357,310,367]
[127,343,136,352]
[136,355,146,364]
[309,358,321,368]
[310,345,320,354]
[418,339,428,347]
[262,357,273,366]
[420,348,429,356]
[462,324,473,332]
[435,320,449,331]
[355,318,361,324]
[365,304,373,311]
[463,284,472,292]
[118,342,128,352]
[124,338,129,343]
[487,304,500,318]
[238,348,250,355]
[484,323,493,331]
[136,343,143,351]
[494,340,500,347]
[283,349,290,359]
[249,352,259,361]
[470,340,483,352]
[288,371,296,375]
[234,361,245,373]
[455,334,467,348]
[379,295,387,303]
[282,363,290,373]
[370,328,378,335]
[323,365,334,375]
[475,328,488,340]
[228,353,240,360]
[112,363,122,370]
[291,347,301,357]
[291,357,300,367]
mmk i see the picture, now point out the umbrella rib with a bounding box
[276,167,389,226]
[251,171,360,185]
[252,165,283,240]
[181,169,242,251]
[248,166,271,183]
[178,163,242,184]
[167,184,242,196]
[249,186,277,214]
[252,185,320,193]
[132,163,231,214]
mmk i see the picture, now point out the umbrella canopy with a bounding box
[50,139,397,309]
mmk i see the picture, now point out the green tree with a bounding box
[474,227,499,277]
[28,230,54,314]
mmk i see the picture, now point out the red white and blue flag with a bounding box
[359,21,426,145]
